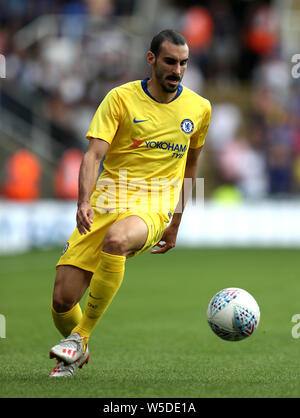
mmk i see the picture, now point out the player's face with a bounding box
[153,41,189,93]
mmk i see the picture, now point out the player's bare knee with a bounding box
[102,232,129,256]
[52,273,77,312]
[52,293,75,313]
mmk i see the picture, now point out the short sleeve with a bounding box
[86,89,122,144]
[189,100,211,149]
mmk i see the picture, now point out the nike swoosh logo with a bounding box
[133,117,148,123]
[89,292,103,300]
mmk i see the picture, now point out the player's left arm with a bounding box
[151,145,203,254]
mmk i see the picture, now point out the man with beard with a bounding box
[49,29,211,377]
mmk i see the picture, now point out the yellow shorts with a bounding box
[56,209,168,273]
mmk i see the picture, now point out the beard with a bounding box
[154,65,181,93]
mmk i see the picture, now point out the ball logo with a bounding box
[181,119,194,134]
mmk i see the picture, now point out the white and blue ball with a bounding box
[207,288,260,341]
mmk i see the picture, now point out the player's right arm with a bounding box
[76,138,109,235]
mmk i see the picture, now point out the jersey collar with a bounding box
[141,77,183,103]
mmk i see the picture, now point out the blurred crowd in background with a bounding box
[0,0,299,201]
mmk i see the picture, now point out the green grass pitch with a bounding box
[1,246,300,398]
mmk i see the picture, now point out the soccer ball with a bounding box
[206,288,260,341]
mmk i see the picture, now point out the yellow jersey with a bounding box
[86,78,211,220]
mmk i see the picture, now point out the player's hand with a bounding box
[151,225,178,254]
[76,201,94,235]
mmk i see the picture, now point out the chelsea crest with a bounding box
[181,119,194,134]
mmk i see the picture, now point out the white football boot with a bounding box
[50,346,89,377]
[49,333,88,364]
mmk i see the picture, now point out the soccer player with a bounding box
[49,29,211,377]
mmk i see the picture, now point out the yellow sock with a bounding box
[72,251,126,339]
[51,302,82,338]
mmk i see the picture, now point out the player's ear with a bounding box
[146,50,156,67]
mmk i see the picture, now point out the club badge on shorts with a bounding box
[61,242,69,255]
[181,119,194,134]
